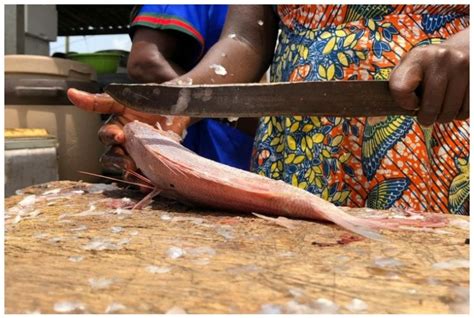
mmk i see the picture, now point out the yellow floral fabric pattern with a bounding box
[251,5,469,214]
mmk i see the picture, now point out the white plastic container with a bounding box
[5,136,59,196]
[5,55,103,182]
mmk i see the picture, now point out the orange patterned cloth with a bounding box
[251,5,469,214]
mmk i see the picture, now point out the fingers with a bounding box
[438,74,468,123]
[417,67,447,126]
[98,115,127,146]
[457,89,469,120]
[67,88,127,114]
[390,44,469,125]
[389,52,423,111]
[99,145,137,173]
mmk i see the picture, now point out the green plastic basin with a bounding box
[68,53,121,74]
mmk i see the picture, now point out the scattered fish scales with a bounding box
[432,259,469,270]
[68,255,84,262]
[288,287,304,298]
[33,232,49,239]
[146,265,172,274]
[53,300,86,313]
[161,214,172,221]
[88,277,114,289]
[112,208,132,215]
[171,216,206,224]
[117,238,130,246]
[373,257,404,268]
[105,302,127,314]
[167,246,185,259]
[209,64,228,76]
[312,298,340,314]
[42,188,61,195]
[111,226,123,233]
[48,237,63,244]
[284,298,340,314]
[448,286,469,314]
[165,115,174,126]
[29,210,41,218]
[217,226,235,239]
[13,214,22,224]
[83,238,121,251]
[345,298,368,313]
[449,219,469,230]
[227,264,262,275]
[71,225,88,232]
[18,195,37,208]
[192,257,211,266]
[87,183,119,193]
[186,246,216,257]
[260,304,283,314]
[165,306,187,314]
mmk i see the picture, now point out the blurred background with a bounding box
[5,5,136,195]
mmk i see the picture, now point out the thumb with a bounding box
[389,56,423,110]
[67,88,127,114]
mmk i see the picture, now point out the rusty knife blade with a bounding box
[105,81,415,117]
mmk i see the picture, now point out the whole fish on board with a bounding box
[123,121,447,240]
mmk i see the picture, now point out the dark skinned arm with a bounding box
[171,5,279,85]
[127,28,186,83]
[390,27,469,125]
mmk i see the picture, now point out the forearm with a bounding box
[128,28,187,83]
[175,5,279,85]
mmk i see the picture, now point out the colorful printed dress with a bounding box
[252,5,469,214]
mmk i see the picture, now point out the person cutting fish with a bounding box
[68,4,469,215]
[74,4,256,176]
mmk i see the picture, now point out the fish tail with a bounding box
[320,205,448,239]
[315,204,387,241]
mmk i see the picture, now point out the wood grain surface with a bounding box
[4,181,469,314]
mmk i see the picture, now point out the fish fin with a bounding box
[78,170,155,190]
[252,212,297,229]
[144,145,190,178]
[123,168,153,186]
[132,186,162,210]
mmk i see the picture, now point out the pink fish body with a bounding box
[123,121,446,240]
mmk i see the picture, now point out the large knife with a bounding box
[105,81,416,117]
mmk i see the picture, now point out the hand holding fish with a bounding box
[67,88,190,187]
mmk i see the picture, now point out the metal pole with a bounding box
[65,35,69,53]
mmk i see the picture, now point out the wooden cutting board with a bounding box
[5,181,469,314]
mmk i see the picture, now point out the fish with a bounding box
[123,121,448,240]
